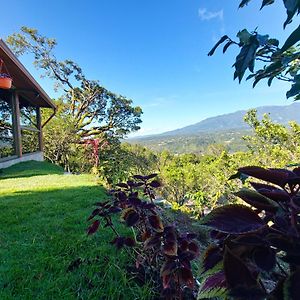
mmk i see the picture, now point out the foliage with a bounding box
[6,27,142,170]
[209,0,300,100]
[87,174,200,299]
[98,142,159,186]
[198,165,300,299]
[243,109,300,166]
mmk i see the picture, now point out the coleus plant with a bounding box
[87,174,200,299]
[198,166,300,300]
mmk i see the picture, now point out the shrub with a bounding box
[87,174,200,299]
[198,166,300,300]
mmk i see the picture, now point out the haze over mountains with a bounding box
[128,103,300,153]
[148,102,300,137]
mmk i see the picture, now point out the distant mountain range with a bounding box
[127,102,300,153]
[151,102,300,137]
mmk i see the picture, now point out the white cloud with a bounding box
[198,8,224,21]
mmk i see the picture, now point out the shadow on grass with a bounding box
[0,160,64,180]
[0,184,151,299]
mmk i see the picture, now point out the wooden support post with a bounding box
[11,91,22,157]
[36,107,43,151]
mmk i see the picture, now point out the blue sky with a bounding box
[1,0,297,136]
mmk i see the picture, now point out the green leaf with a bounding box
[268,38,280,47]
[239,0,252,8]
[256,34,269,46]
[260,0,275,9]
[281,25,300,52]
[223,41,234,53]
[208,35,229,56]
[286,82,300,98]
[237,29,252,45]
[234,41,259,82]
[283,0,300,28]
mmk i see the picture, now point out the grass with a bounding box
[0,161,153,300]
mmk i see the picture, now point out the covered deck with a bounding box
[0,39,56,168]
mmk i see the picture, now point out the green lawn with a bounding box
[0,161,152,300]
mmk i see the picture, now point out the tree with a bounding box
[6,27,142,170]
[209,0,300,100]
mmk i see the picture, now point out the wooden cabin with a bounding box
[0,39,56,169]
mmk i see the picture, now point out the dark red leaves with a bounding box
[201,204,265,234]
[122,208,140,227]
[87,208,100,221]
[110,236,136,249]
[235,188,279,212]
[201,245,222,273]
[239,166,299,188]
[283,270,300,300]
[178,267,194,288]
[223,246,257,289]
[199,271,226,297]
[163,241,178,256]
[149,180,161,188]
[87,173,199,298]
[116,183,128,189]
[87,220,100,235]
[148,215,164,232]
[252,247,276,271]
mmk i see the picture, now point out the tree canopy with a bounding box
[209,0,300,100]
[7,27,142,140]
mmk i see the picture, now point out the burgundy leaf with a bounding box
[200,204,265,234]
[87,208,100,221]
[253,247,276,271]
[249,181,291,202]
[239,166,295,188]
[148,215,164,232]
[110,237,125,249]
[144,234,162,249]
[199,271,227,297]
[163,241,178,256]
[235,188,279,212]
[224,246,258,289]
[283,270,300,300]
[149,180,161,188]
[178,267,194,288]
[94,200,109,207]
[128,197,142,206]
[201,245,222,273]
[160,260,177,277]
[127,180,135,187]
[108,206,122,214]
[87,220,100,235]
[116,183,128,189]
[188,241,200,258]
[293,167,300,176]
[117,191,127,201]
[141,230,151,241]
[123,209,140,227]
[232,234,265,246]
[144,173,158,180]
[133,175,145,180]
[124,237,136,247]
[162,274,171,289]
